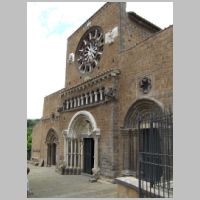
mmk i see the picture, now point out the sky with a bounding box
[27,2,173,119]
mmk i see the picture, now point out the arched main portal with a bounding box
[46,129,59,166]
[63,111,100,175]
[121,98,163,177]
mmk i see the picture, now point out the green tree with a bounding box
[27,127,32,151]
[27,119,39,152]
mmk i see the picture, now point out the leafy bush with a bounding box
[27,119,39,151]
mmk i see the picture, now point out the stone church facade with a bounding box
[31,2,173,179]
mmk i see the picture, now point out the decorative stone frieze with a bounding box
[57,69,120,112]
[59,68,120,98]
[104,87,116,99]
[59,86,116,112]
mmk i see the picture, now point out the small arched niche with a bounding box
[45,128,59,166]
[121,98,163,177]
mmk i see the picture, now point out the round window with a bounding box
[75,26,104,74]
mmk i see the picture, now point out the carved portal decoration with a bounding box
[139,76,152,94]
[63,111,100,177]
[75,26,104,74]
[45,129,58,144]
[67,117,93,139]
[104,87,116,99]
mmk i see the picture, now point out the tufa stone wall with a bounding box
[31,2,173,178]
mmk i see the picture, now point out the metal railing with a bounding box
[138,111,173,198]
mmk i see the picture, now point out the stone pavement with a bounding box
[27,163,118,198]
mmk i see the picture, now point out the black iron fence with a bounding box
[138,111,173,198]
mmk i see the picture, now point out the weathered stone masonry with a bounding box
[32,2,173,179]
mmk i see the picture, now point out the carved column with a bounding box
[120,129,133,175]
[94,91,98,102]
[63,135,66,162]
[77,138,81,173]
[74,139,77,168]
[85,94,88,105]
[92,129,100,176]
[66,139,69,167]
[99,89,103,101]
[74,98,77,108]
[89,92,93,104]
[66,100,69,110]
[81,96,84,106]
[70,99,73,108]
[93,137,99,170]
[77,97,80,107]
[70,139,73,169]
[80,139,83,171]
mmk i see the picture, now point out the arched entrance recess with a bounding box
[63,111,100,175]
[45,128,59,166]
[121,98,163,177]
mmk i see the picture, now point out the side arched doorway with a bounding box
[46,129,59,166]
[121,98,163,177]
[63,111,100,176]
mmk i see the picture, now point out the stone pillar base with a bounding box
[64,167,82,175]
[92,167,100,179]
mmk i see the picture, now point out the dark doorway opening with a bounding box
[47,143,57,166]
[139,128,162,186]
[83,138,94,174]
[52,143,56,165]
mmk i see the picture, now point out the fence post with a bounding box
[138,116,143,197]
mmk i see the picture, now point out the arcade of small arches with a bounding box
[57,68,121,113]
[62,87,105,111]
[59,86,116,112]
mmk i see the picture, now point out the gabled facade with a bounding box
[32,2,173,179]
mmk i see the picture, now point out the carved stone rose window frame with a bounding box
[75,26,104,74]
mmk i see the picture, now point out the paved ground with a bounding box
[28,163,118,198]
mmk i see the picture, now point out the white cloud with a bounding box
[127,2,173,29]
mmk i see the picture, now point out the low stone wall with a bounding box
[115,176,139,198]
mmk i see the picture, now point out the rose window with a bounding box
[75,26,104,74]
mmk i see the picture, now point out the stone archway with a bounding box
[63,111,100,175]
[46,129,59,166]
[121,98,163,176]
[124,98,163,128]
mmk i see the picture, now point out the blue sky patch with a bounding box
[49,22,73,36]
[38,7,73,37]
